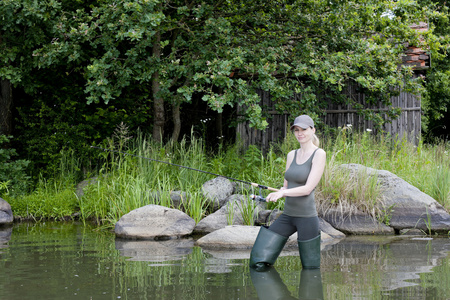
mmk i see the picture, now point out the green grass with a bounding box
[5,177,78,221]
[5,125,450,228]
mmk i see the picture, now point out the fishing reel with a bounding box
[250,187,266,202]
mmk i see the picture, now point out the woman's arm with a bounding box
[266,149,326,202]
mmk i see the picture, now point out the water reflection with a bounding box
[251,267,324,300]
[322,237,450,291]
[1,222,449,300]
[115,238,195,261]
[0,226,12,253]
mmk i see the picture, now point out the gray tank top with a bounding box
[283,148,319,217]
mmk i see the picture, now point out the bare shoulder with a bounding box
[313,148,326,161]
[287,149,297,159]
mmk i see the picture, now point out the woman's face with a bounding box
[293,126,315,144]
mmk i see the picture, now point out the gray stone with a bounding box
[202,177,234,210]
[169,191,189,209]
[0,198,13,225]
[266,209,284,225]
[399,228,427,236]
[195,225,336,250]
[148,190,189,209]
[341,164,450,234]
[194,194,258,234]
[319,218,346,239]
[75,177,98,197]
[322,208,394,235]
[254,209,272,225]
[231,182,253,194]
[115,204,196,240]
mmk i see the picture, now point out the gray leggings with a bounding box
[268,214,320,241]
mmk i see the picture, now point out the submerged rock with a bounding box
[115,204,196,240]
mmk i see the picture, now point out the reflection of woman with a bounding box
[250,267,324,300]
[250,115,326,271]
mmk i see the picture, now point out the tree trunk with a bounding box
[0,79,13,136]
[171,100,181,142]
[216,112,223,145]
[152,30,164,143]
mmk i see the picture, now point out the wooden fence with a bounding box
[236,89,289,151]
[323,83,422,143]
[236,86,422,151]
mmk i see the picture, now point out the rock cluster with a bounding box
[110,164,450,249]
[3,164,449,252]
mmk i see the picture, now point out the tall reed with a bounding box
[8,123,449,228]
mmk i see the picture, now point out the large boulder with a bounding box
[322,208,395,235]
[202,177,234,210]
[195,225,336,250]
[0,198,13,225]
[341,164,450,234]
[115,204,196,240]
[319,218,347,239]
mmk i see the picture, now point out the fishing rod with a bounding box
[90,146,279,195]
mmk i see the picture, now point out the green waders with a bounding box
[298,233,321,269]
[249,226,288,272]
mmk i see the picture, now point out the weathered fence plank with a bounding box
[237,84,422,152]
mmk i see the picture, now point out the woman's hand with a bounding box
[266,187,286,202]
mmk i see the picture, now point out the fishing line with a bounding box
[90,146,279,192]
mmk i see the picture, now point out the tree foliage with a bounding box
[418,0,450,140]
[1,0,448,176]
[32,0,443,128]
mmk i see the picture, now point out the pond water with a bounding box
[0,222,449,300]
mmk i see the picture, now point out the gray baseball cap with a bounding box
[290,115,314,130]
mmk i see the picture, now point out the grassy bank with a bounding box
[5,127,449,228]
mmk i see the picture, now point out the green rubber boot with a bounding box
[249,226,288,272]
[298,234,321,269]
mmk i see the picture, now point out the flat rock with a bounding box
[195,225,336,250]
[115,204,196,240]
[322,208,395,235]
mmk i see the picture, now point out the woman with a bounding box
[249,115,326,271]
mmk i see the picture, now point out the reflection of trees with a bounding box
[2,223,449,299]
[321,237,449,298]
